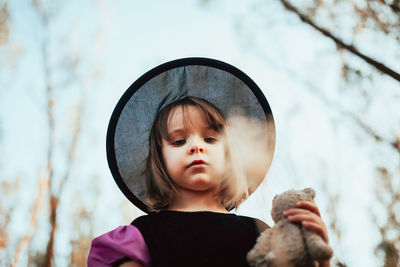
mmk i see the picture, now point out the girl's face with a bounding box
[161,105,226,193]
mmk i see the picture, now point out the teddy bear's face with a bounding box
[271,188,315,222]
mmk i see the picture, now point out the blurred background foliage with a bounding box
[0,0,399,266]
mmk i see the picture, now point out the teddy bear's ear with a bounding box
[304,188,315,199]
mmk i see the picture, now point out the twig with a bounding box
[279,0,400,83]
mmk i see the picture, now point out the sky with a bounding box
[1,0,399,266]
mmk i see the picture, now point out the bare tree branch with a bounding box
[33,3,58,264]
[249,43,400,155]
[279,0,400,83]
[23,2,86,264]
[380,0,400,14]
[389,4,400,14]
[11,176,47,267]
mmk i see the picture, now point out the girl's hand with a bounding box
[283,201,330,267]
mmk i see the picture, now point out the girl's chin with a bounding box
[186,176,217,190]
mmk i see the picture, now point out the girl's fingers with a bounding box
[283,208,319,220]
[286,213,320,224]
[301,221,329,243]
[295,201,321,217]
[283,206,329,244]
[287,214,329,243]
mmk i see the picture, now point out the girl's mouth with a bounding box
[187,160,206,168]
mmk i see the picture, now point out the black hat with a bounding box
[106,57,275,213]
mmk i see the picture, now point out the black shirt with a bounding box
[131,210,268,267]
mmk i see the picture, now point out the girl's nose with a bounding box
[189,146,205,154]
[188,136,206,154]
[188,138,205,154]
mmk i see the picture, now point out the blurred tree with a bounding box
[277,2,400,266]
[0,178,19,266]
[31,1,84,265]
[0,1,14,265]
[68,203,93,267]
[1,0,104,264]
[0,0,7,143]
[321,181,347,267]
[373,167,400,267]
[270,0,400,155]
[0,2,9,46]
[18,1,80,265]
[279,0,400,82]
[4,0,91,265]
[11,176,47,267]
[0,1,20,70]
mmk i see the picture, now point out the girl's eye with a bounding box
[204,137,217,144]
[172,139,186,146]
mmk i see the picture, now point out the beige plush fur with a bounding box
[247,188,333,267]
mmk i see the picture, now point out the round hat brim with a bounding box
[107,57,275,214]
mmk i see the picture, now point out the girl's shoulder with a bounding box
[88,225,151,267]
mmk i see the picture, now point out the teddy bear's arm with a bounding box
[247,228,273,267]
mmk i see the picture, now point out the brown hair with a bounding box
[145,96,248,211]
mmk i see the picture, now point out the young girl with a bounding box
[88,58,330,267]
[88,96,330,267]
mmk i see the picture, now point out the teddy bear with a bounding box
[247,188,333,267]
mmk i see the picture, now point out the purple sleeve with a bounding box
[88,225,151,267]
